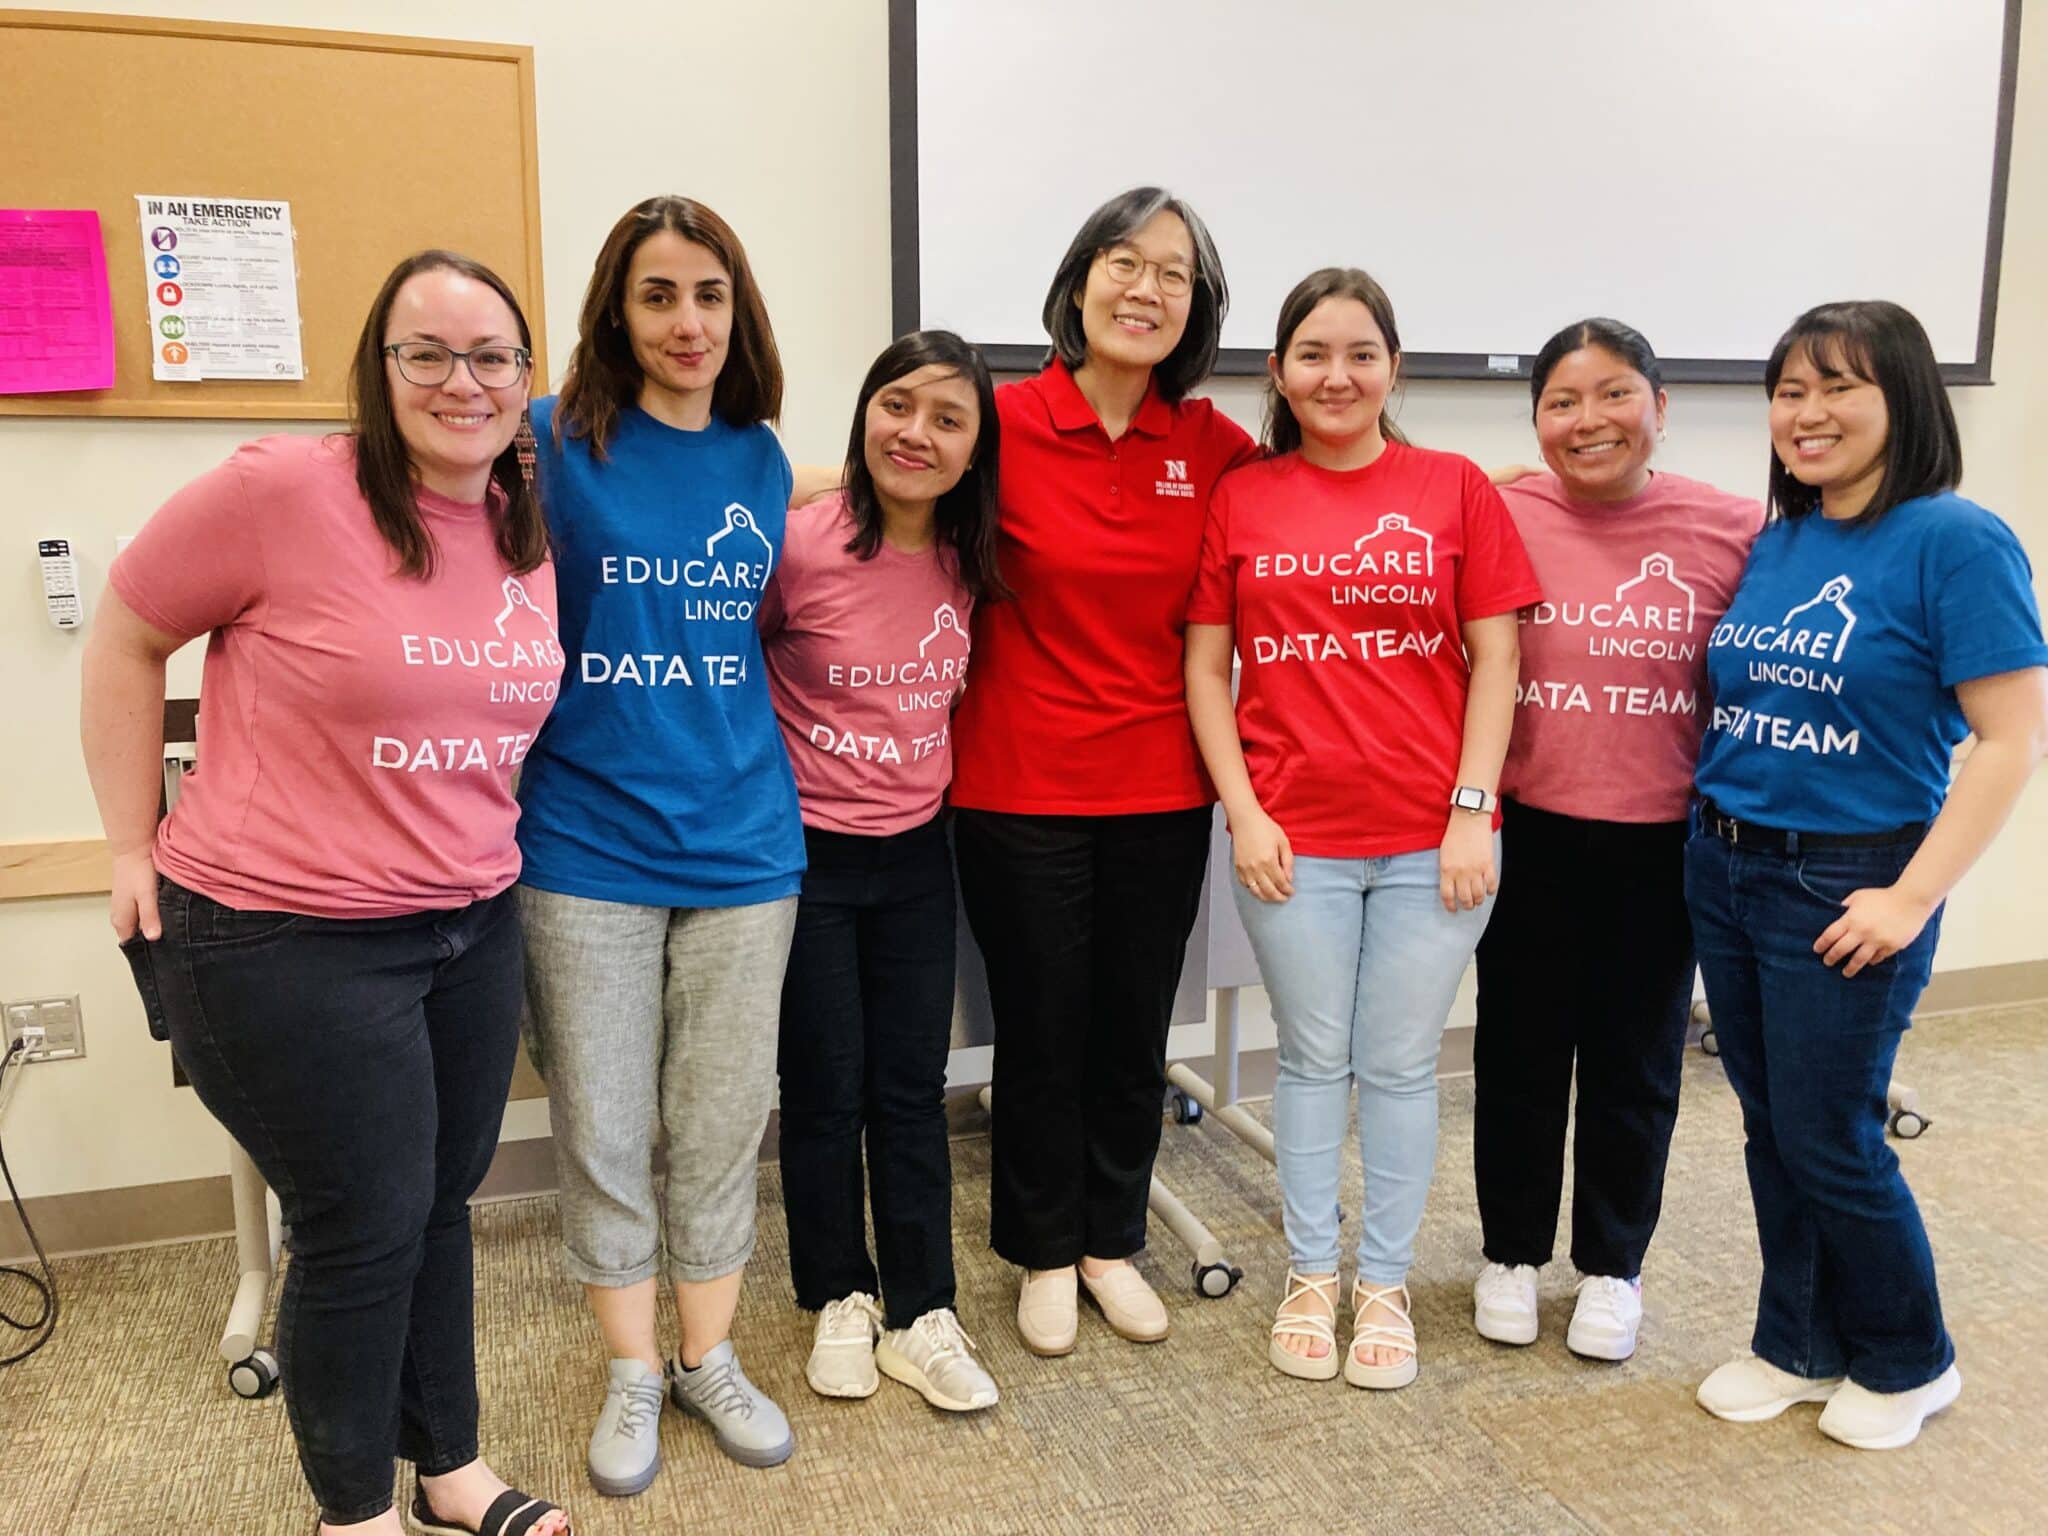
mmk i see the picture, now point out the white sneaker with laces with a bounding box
[1696,1352,1843,1422]
[876,1307,999,1412]
[1817,1364,1961,1450]
[1473,1262,1539,1346]
[805,1292,883,1400]
[1567,1274,1643,1361]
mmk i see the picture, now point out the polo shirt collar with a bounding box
[1042,358,1174,440]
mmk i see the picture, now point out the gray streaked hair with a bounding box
[1039,186,1229,402]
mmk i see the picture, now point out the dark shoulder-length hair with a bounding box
[842,330,1007,602]
[346,249,548,579]
[1040,186,1228,403]
[1764,300,1961,528]
[1529,317,1664,415]
[555,196,783,458]
[1263,267,1409,455]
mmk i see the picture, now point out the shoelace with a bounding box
[686,1358,758,1420]
[912,1307,976,1361]
[1476,1264,1535,1305]
[616,1374,665,1438]
[1577,1277,1636,1322]
[819,1293,882,1344]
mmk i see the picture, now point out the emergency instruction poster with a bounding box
[136,195,304,381]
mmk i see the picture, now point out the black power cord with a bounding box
[0,1039,59,1366]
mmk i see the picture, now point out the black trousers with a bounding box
[954,806,1211,1269]
[777,817,959,1328]
[135,877,522,1525]
[1472,798,1693,1278]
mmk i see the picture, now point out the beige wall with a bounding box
[3,0,2043,1201]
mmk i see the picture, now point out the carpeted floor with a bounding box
[3,1003,2041,1534]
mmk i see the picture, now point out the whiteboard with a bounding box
[892,0,2019,381]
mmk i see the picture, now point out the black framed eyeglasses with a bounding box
[383,342,532,388]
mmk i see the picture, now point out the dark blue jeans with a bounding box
[134,876,524,1524]
[778,817,959,1328]
[1683,826,1953,1393]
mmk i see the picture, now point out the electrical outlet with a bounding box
[6,997,85,1063]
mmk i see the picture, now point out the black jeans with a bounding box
[954,806,1210,1269]
[1472,799,1693,1278]
[135,876,523,1525]
[777,817,959,1328]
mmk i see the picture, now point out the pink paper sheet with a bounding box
[0,210,116,394]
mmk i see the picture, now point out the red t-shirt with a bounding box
[110,434,563,916]
[1187,442,1543,857]
[949,360,1258,814]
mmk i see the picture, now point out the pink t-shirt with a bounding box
[759,492,973,836]
[1187,442,1543,858]
[110,434,564,916]
[1500,469,1763,823]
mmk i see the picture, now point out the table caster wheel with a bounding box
[228,1347,280,1399]
[1888,1109,1929,1139]
[1193,1261,1242,1298]
[1170,1090,1203,1125]
[1700,1027,1719,1057]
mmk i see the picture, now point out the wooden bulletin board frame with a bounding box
[0,10,546,419]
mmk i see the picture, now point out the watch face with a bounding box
[1454,788,1484,811]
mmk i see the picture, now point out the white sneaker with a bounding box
[1696,1353,1843,1422]
[1473,1262,1539,1346]
[876,1307,999,1412]
[805,1292,883,1400]
[1567,1275,1643,1361]
[1817,1364,1961,1450]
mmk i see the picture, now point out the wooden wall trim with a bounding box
[0,838,112,902]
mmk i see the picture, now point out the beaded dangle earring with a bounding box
[515,411,537,490]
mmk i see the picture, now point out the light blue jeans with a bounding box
[1234,842,1498,1283]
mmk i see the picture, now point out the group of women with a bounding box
[82,183,2048,1534]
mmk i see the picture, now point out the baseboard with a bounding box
[8,960,2042,1261]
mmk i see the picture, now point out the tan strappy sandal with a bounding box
[1345,1279,1419,1390]
[1269,1269,1341,1381]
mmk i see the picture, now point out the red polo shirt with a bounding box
[951,360,1258,814]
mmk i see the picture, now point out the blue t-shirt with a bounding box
[1696,491,2048,833]
[515,397,803,906]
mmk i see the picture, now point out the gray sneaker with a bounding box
[587,1357,666,1496]
[668,1340,795,1467]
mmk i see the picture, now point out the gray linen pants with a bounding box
[518,884,797,1287]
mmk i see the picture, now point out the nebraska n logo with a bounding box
[1163,459,1188,481]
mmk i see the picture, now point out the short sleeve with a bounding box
[108,448,266,640]
[756,566,787,638]
[1185,474,1238,626]
[1454,458,1544,622]
[1928,512,2048,688]
[1203,405,1260,480]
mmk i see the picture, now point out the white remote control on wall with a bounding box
[38,538,82,630]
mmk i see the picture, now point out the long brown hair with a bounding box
[1263,267,1409,455]
[345,249,548,578]
[555,196,783,458]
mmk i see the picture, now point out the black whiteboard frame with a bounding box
[890,0,2022,385]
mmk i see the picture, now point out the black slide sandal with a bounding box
[409,1482,570,1536]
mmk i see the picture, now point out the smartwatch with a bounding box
[1450,785,1498,814]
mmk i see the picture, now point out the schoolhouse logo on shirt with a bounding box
[1517,552,1704,719]
[583,502,775,690]
[1155,459,1195,499]
[1707,574,1861,756]
[493,574,558,640]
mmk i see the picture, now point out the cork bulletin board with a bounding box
[0,9,547,419]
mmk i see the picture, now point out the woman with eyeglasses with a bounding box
[950,186,1259,1357]
[82,251,572,1536]
[512,196,802,1496]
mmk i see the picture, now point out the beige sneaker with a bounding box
[1017,1266,1078,1357]
[877,1308,999,1412]
[805,1292,882,1400]
[1079,1261,1169,1343]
